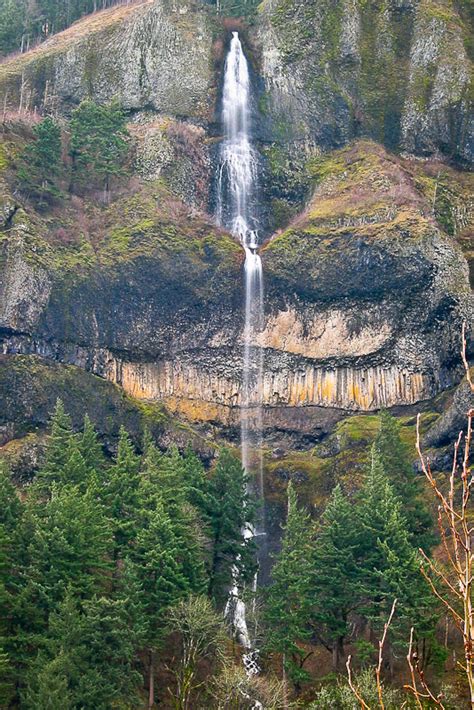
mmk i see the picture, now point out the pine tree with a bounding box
[311,484,363,671]
[69,99,129,196]
[17,484,112,641]
[61,443,90,488]
[265,483,314,691]
[17,116,62,205]
[130,500,192,708]
[207,449,256,607]
[374,411,434,550]
[24,589,141,710]
[77,414,105,476]
[181,447,214,521]
[140,444,208,594]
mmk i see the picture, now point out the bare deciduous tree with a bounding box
[411,324,473,707]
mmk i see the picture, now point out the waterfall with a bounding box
[216,32,265,661]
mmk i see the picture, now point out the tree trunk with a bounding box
[282,654,288,710]
[148,650,155,709]
[332,636,344,671]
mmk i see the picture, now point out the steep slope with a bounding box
[0,0,216,121]
[256,0,473,164]
[1,136,471,436]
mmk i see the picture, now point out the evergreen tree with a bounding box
[24,590,141,710]
[17,117,62,205]
[61,443,90,488]
[140,444,208,594]
[129,500,192,707]
[0,0,27,55]
[311,485,363,671]
[374,411,434,550]
[207,449,256,607]
[69,99,129,196]
[358,449,436,651]
[181,447,214,521]
[77,414,105,476]
[0,645,14,708]
[37,399,75,490]
[16,484,112,647]
[265,483,314,691]
[104,426,141,561]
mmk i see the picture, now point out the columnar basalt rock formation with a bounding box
[0,1,472,447]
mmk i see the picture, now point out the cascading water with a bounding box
[216,32,265,665]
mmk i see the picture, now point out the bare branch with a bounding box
[346,655,371,710]
[375,599,397,710]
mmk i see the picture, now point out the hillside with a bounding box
[0,0,473,707]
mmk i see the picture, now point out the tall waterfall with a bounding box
[216,32,265,659]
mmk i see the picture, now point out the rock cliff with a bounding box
[0,0,472,452]
[257,0,473,163]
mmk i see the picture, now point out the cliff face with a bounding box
[1,139,471,435]
[257,0,473,164]
[0,0,472,448]
[0,0,216,121]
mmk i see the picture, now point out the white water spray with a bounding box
[217,32,265,661]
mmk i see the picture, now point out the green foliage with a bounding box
[214,0,260,19]
[265,482,314,688]
[311,485,363,669]
[207,449,256,607]
[17,117,62,206]
[24,590,142,709]
[37,399,75,489]
[70,99,129,194]
[0,0,120,56]
[104,426,141,559]
[374,411,434,551]
[357,448,436,646]
[310,667,406,709]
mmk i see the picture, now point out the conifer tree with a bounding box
[61,443,90,488]
[311,484,363,671]
[18,484,112,632]
[37,400,75,490]
[104,426,141,561]
[207,449,256,607]
[140,444,208,594]
[129,500,192,708]
[17,117,62,205]
[24,590,141,710]
[265,483,314,691]
[357,449,436,652]
[77,414,105,476]
[374,411,433,550]
[69,99,129,196]
[181,447,214,521]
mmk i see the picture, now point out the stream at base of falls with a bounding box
[216,31,265,663]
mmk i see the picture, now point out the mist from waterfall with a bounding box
[216,32,265,659]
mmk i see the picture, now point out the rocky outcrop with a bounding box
[0,0,216,121]
[0,353,217,470]
[422,375,474,447]
[1,141,471,430]
[256,0,473,163]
